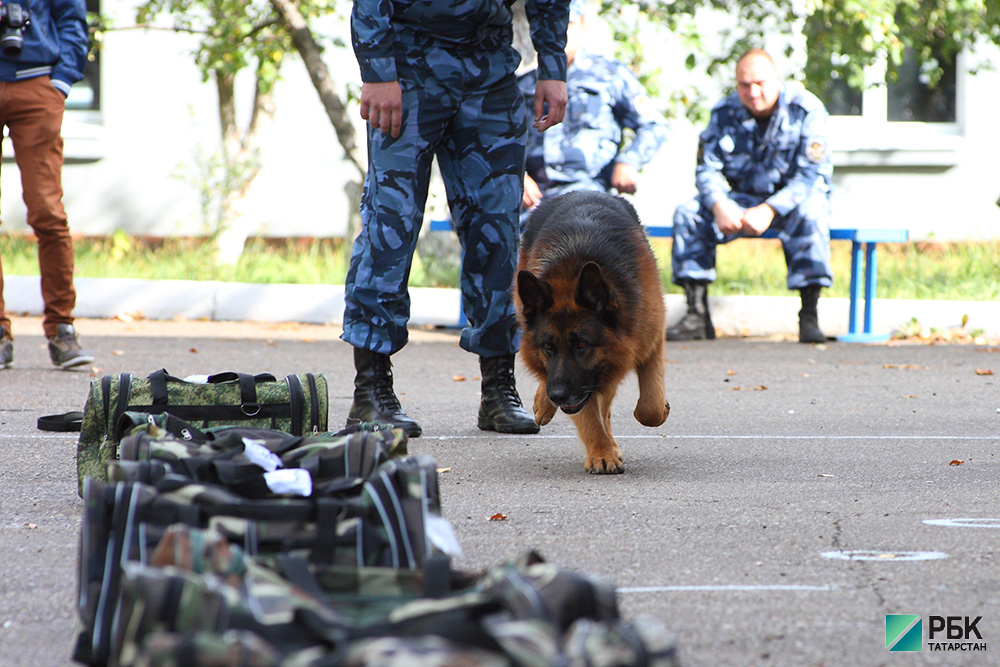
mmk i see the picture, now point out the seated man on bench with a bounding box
[669,48,833,343]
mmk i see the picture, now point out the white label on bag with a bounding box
[426,515,464,558]
[242,438,283,472]
[183,375,211,383]
[264,469,313,497]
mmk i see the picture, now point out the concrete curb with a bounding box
[6,275,998,338]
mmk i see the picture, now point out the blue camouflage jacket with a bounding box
[0,0,88,96]
[519,50,668,190]
[352,0,569,83]
[696,82,832,216]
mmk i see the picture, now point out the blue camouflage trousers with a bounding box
[671,190,834,290]
[342,43,528,357]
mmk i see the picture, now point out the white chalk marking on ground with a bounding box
[924,518,1000,528]
[820,550,949,562]
[618,584,834,594]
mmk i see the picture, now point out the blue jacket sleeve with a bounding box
[351,0,398,83]
[611,65,668,170]
[695,105,734,211]
[524,0,569,81]
[50,0,88,95]
[765,103,832,216]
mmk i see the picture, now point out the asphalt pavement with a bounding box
[1,314,998,666]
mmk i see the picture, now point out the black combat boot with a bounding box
[798,284,826,343]
[478,354,540,434]
[666,281,715,341]
[346,347,422,437]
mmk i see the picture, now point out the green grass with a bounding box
[2,232,998,301]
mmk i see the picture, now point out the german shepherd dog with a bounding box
[515,191,670,474]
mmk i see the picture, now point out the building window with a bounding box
[811,47,957,125]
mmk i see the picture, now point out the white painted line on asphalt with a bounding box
[420,434,999,440]
[820,550,949,561]
[618,584,834,593]
[924,518,1000,528]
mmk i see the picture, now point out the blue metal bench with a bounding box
[429,219,908,342]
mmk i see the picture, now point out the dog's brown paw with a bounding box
[534,398,557,426]
[585,455,624,475]
[634,399,669,427]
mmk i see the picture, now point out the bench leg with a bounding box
[839,241,890,343]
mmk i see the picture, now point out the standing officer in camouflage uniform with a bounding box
[518,2,668,214]
[344,0,569,437]
[668,48,833,343]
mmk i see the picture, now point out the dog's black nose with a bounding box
[547,384,569,405]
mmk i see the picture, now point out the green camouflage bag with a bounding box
[77,369,328,495]
[75,450,457,665]
[98,536,679,667]
[108,415,407,498]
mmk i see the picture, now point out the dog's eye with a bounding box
[542,342,554,353]
[574,340,589,351]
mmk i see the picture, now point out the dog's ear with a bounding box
[576,261,619,325]
[517,270,553,320]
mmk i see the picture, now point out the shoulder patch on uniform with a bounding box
[807,139,827,163]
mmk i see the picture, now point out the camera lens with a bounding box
[1,32,23,58]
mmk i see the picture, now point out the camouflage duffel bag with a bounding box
[87,537,680,667]
[77,369,328,495]
[108,414,407,498]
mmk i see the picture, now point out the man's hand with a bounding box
[360,81,403,137]
[741,203,775,236]
[610,163,640,194]
[533,79,567,131]
[523,173,543,209]
[712,199,744,235]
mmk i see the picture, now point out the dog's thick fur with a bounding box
[515,191,669,474]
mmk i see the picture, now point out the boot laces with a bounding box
[371,361,402,412]
[490,360,524,407]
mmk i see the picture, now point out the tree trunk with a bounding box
[213,67,276,265]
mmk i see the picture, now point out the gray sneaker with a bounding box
[48,323,95,370]
[0,326,12,369]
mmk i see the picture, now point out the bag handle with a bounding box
[148,369,264,416]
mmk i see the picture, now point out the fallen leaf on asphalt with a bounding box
[974,369,994,376]
[904,395,918,399]
[732,386,742,391]
[489,513,507,521]
[23,523,37,530]
[452,375,466,382]
[726,369,736,376]
[753,385,768,391]
[189,348,199,354]
[949,460,965,466]
[437,467,451,473]
[112,350,124,356]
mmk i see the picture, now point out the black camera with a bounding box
[0,3,30,59]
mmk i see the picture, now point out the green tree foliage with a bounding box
[597,0,996,120]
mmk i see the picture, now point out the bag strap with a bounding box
[110,374,133,443]
[286,375,303,436]
[37,411,83,432]
[307,374,321,433]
